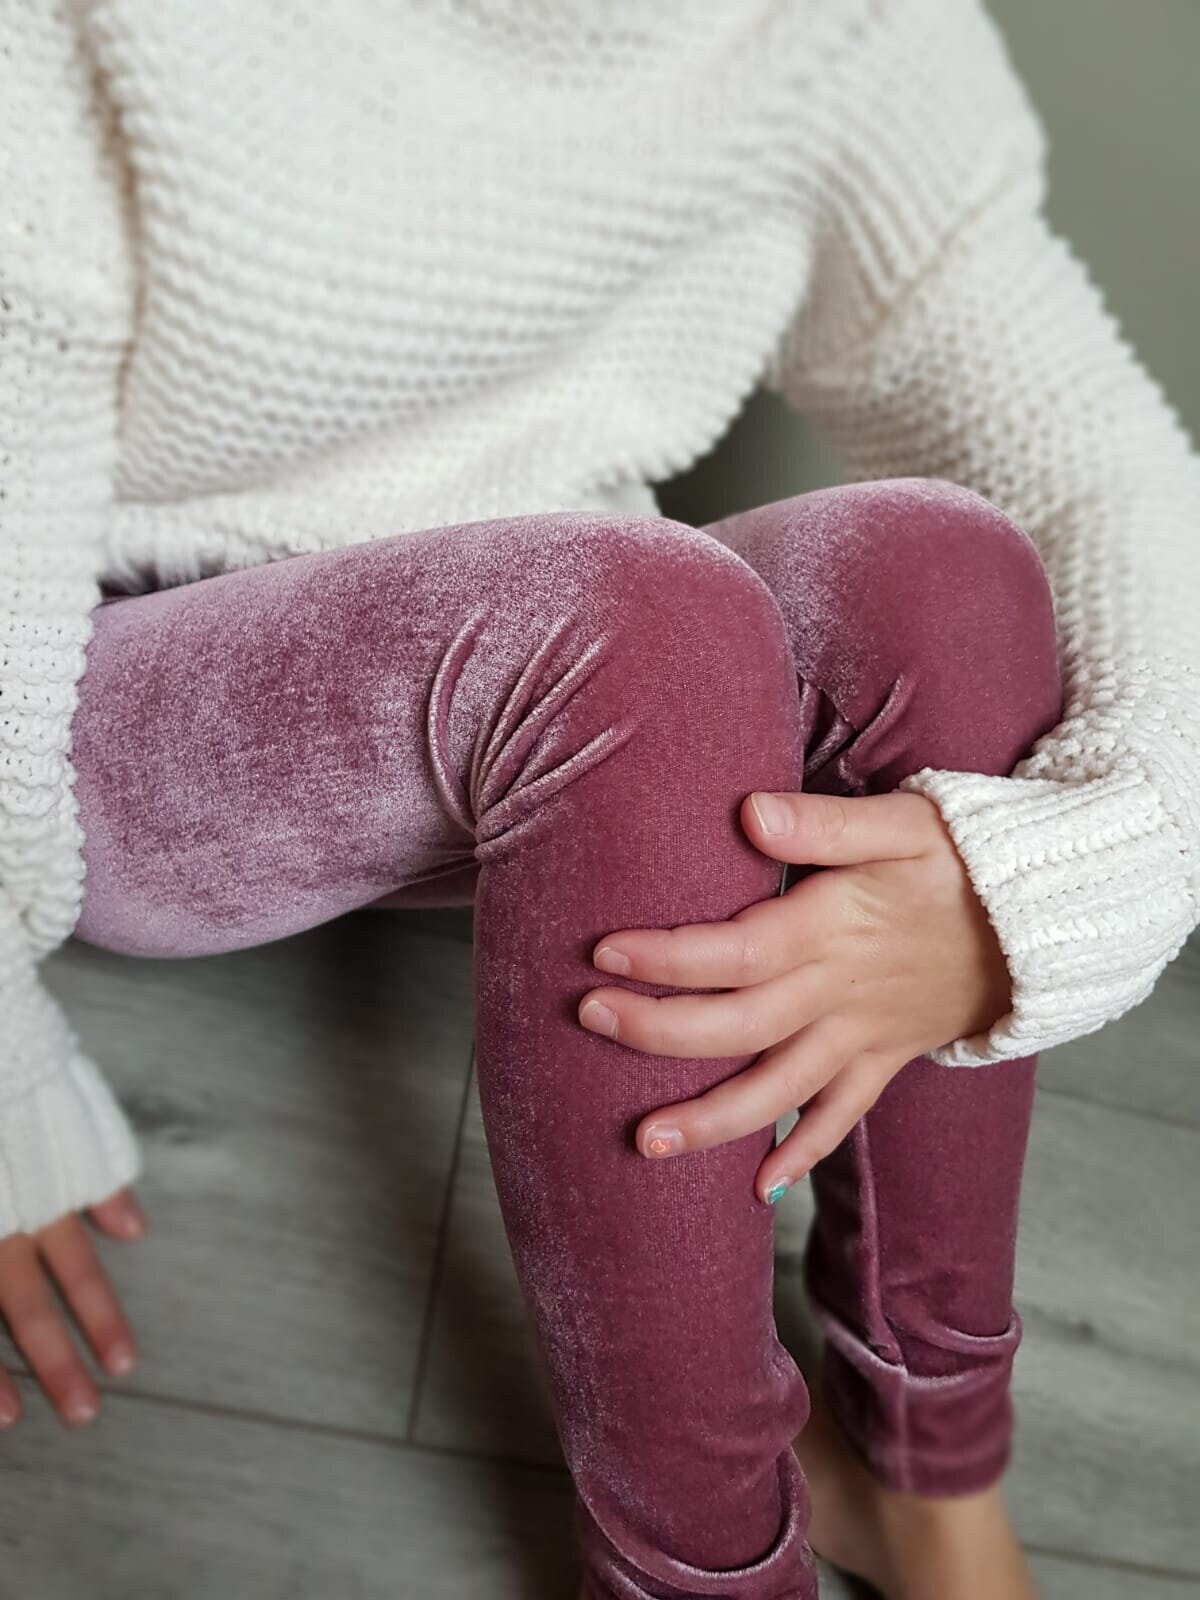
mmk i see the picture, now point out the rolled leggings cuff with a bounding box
[575,1445,818,1599]
[814,1297,1023,1498]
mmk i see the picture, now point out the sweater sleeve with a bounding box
[0,1,142,1232]
[762,0,1200,1067]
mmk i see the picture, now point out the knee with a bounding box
[528,511,796,694]
[883,473,1049,649]
[424,511,803,844]
[768,477,1059,701]
[723,477,1065,777]
[858,480,1067,762]
[844,478,1058,682]
[886,483,1068,763]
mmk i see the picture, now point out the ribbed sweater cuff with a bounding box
[0,1047,142,1237]
[897,763,1197,1066]
[0,895,142,1237]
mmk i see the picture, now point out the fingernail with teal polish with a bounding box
[766,1179,793,1205]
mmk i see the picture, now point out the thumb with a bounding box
[742,789,936,866]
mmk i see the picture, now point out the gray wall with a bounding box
[659,0,1200,524]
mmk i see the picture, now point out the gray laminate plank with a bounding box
[816,1552,1200,1599]
[1025,1551,1199,1599]
[0,1381,577,1600]
[0,1373,916,1600]
[0,1371,1189,1600]
[9,913,475,1437]
[1036,928,1200,1129]
[1014,1093,1200,1375]
[409,1070,561,1464]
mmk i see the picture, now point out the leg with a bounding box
[71,512,818,1598]
[703,479,1063,1573]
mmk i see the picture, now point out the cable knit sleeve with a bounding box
[0,1,142,1232]
[763,0,1200,1067]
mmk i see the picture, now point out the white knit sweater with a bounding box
[2,0,1198,1239]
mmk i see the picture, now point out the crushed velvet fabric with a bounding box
[72,479,1062,1599]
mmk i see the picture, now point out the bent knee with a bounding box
[757,477,1056,681]
[523,510,794,681]
[845,477,1055,657]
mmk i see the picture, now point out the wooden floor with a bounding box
[2,907,1197,1599]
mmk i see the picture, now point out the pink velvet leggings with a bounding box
[71,478,1063,1599]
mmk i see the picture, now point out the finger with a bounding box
[742,789,938,867]
[87,1186,149,1241]
[634,1016,854,1158]
[592,889,822,990]
[38,1214,138,1378]
[581,956,830,1060]
[757,1057,898,1202]
[0,1229,99,1425]
[0,1364,21,1427]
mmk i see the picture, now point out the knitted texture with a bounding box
[762,6,1200,1065]
[1,0,1197,1235]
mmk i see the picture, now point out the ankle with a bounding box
[797,1384,1035,1600]
[876,1472,1017,1536]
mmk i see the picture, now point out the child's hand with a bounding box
[579,791,1013,1204]
[0,1186,147,1427]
